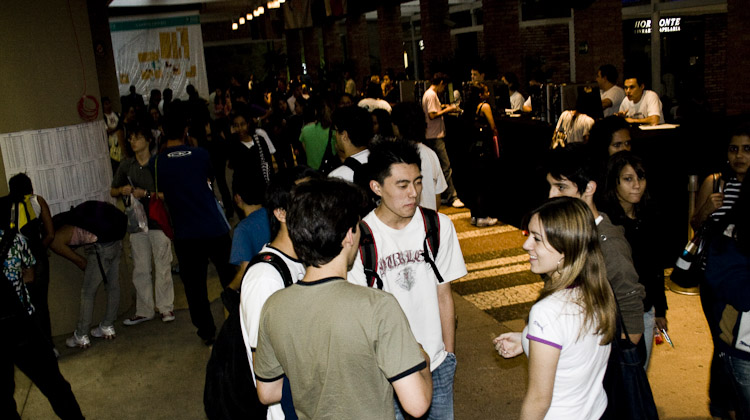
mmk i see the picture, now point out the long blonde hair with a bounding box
[530,197,616,344]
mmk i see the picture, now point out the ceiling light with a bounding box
[258,6,265,14]
[232,22,238,30]
[247,13,252,20]
[239,17,245,25]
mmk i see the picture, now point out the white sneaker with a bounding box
[91,324,116,339]
[451,198,465,208]
[161,311,175,322]
[66,332,90,348]
[476,217,498,227]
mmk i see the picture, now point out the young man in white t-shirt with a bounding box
[615,75,664,125]
[596,64,626,118]
[328,106,372,183]
[422,72,463,209]
[239,167,316,420]
[348,138,467,420]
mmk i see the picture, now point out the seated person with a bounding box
[615,74,664,125]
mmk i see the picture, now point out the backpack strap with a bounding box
[247,252,294,288]
[343,157,362,172]
[358,220,383,289]
[419,207,444,283]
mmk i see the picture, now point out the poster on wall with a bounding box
[0,121,113,216]
[110,11,209,105]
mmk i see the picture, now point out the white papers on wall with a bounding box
[0,120,113,216]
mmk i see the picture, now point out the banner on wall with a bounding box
[110,12,209,104]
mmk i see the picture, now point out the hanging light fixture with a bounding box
[239,16,246,25]
[253,9,260,17]
[232,22,238,30]
[247,13,253,20]
[258,6,265,15]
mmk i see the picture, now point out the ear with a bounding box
[584,180,597,197]
[342,227,355,247]
[273,208,287,224]
[370,180,383,197]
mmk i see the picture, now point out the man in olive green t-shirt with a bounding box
[254,179,432,419]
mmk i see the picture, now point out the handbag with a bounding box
[150,156,174,239]
[670,173,722,288]
[601,305,659,419]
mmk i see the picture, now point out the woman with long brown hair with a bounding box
[493,197,616,420]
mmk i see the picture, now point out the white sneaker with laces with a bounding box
[161,311,175,322]
[66,332,90,348]
[451,198,465,208]
[91,324,116,339]
[476,217,498,227]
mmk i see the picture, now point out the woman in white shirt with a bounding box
[493,197,617,420]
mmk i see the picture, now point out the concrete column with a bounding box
[346,14,371,91]
[726,0,750,115]
[302,26,321,80]
[377,3,405,75]
[482,0,522,78]
[419,0,451,78]
[573,0,624,84]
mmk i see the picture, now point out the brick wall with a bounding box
[574,0,624,84]
[520,24,571,85]
[302,26,322,81]
[286,29,303,79]
[483,0,522,78]
[704,14,726,113]
[377,3,405,75]
[346,14,370,91]
[322,20,344,71]
[420,0,451,78]
[726,0,749,115]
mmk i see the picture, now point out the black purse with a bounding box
[601,307,659,420]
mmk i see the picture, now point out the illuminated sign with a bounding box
[633,18,681,34]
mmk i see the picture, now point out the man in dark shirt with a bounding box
[153,112,236,345]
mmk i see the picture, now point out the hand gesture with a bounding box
[493,332,523,358]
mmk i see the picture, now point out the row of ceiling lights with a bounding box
[232,0,285,30]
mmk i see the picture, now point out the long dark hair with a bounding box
[601,151,650,222]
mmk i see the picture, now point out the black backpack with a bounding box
[204,252,293,420]
[358,206,444,289]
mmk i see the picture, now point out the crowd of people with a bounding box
[2,64,748,420]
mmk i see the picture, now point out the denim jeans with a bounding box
[76,241,122,337]
[722,352,750,420]
[395,352,457,420]
[130,229,174,316]
[423,138,457,203]
[643,306,655,370]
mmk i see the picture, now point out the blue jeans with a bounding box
[395,352,456,420]
[722,352,750,420]
[76,241,122,337]
[643,307,655,370]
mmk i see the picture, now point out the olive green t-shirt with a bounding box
[255,277,426,420]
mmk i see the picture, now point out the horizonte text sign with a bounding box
[634,18,681,34]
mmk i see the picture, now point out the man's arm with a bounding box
[256,377,284,405]
[428,105,457,120]
[391,348,433,418]
[437,282,455,353]
[49,225,87,271]
[601,98,613,110]
[625,115,659,126]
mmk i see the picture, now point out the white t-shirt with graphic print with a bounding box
[348,209,467,371]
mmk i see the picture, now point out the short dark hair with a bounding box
[332,106,373,148]
[624,73,645,88]
[371,109,394,138]
[599,64,618,84]
[545,143,597,195]
[588,116,630,159]
[503,72,520,91]
[287,178,367,267]
[8,173,33,201]
[391,102,426,142]
[365,82,383,99]
[431,72,449,86]
[232,176,265,207]
[367,137,421,184]
[162,104,188,141]
[265,166,320,238]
